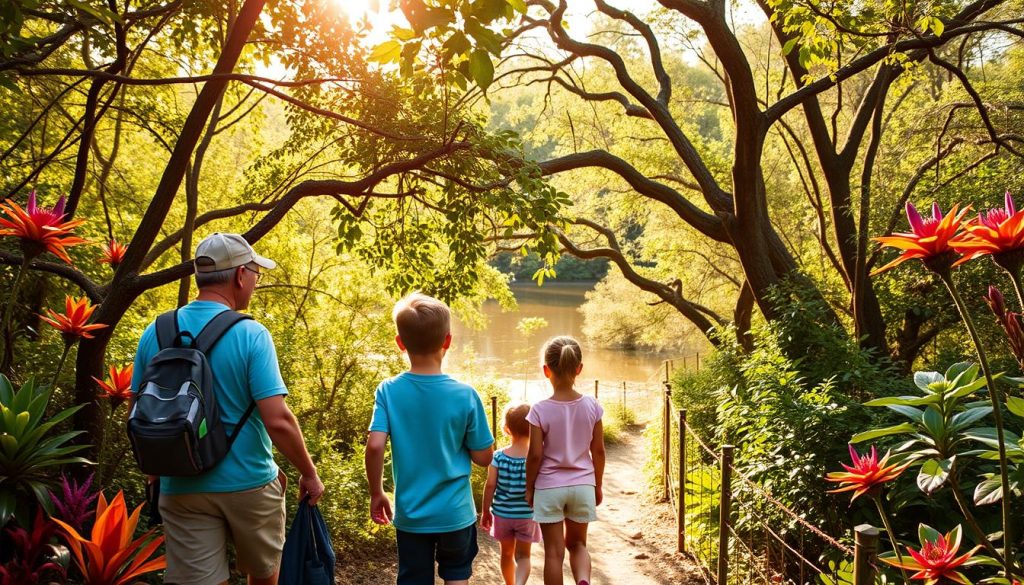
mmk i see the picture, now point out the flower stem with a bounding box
[949,473,1005,566]
[872,494,910,584]
[49,341,73,391]
[1006,267,1024,312]
[938,270,1017,580]
[0,263,27,368]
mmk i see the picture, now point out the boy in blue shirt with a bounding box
[366,293,495,585]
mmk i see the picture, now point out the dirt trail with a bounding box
[464,429,703,585]
[340,428,702,585]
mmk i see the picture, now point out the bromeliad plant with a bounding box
[0,375,90,528]
[52,490,166,585]
[831,195,1024,583]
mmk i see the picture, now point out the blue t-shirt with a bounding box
[368,372,494,533]
[131,301,288,495]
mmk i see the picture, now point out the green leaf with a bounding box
[914,371,943,392]
[886,405,923,421]
[918,523,942,544]
[369,40,402,64]
[931,17,944,36]
[468,49,494,90]
[974,476,1002,505]
[851,423,917,443]
[782,37,798,55]
[949,406,992,432]
[507,0,527,13]
[922,406,945,440]
[1007,396,1024,418]
[391,26,417,41]
[865,395,940,407]
[917,458,953,494]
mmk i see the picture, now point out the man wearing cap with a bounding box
[131,233,325,585]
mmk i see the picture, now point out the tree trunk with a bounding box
[72,0,268,463]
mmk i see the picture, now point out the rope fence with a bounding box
[651,363,881,585]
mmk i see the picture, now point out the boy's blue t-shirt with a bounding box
[368,372,494,533]
[131,301,288,495]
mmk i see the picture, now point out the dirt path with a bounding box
[340,427,702,584]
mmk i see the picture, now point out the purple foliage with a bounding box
[48,473,98,534]
[0,508,66,585]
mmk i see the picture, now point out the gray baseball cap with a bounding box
[194,233,277,273]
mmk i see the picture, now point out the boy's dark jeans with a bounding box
[396,524,478,584]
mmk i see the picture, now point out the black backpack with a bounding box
[127,309,255,476]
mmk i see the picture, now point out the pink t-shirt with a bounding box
[526,395,604,490]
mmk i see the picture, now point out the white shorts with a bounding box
[533,485,597,524]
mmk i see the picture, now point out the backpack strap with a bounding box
[227,401,257,448]
[155,310,180,350]
[194,310,253,354]
[194,310,257,448]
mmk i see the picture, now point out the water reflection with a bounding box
[446,282,675,402]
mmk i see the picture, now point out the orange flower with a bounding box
[952,191,1024,268]
[52,490,166,585]
[826,444,910,501]
[99,239,127,269]
[882,525,980,585]
[872,202,970,275]
[0,191,87,264]
[39,295,108,342]
[93,364,133,403]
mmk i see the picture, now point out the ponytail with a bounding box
[542,336,582,378]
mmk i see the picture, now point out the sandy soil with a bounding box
[336,428,703,585]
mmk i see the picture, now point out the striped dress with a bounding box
[491,450,533,519]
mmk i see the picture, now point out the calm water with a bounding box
[445,282,673,403]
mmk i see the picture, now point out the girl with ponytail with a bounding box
[525,336,606,585]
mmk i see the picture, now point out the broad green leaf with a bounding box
[921,406,945,439]
[468,49,494,89]
[1007,396,1024,418]
[950,406,992,432]
[974,476,1002,505]
[914,371,943,392]
[782,37,798,55]
[917,457,953,494]
[886,405,923,421]
[851,423,917,443]
[865,395,939,407]
[507,0,527,13]
[369,40,402,64]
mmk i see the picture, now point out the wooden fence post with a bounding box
[718,445,734,585]
[594,379,599,400]
[664,360,670,383]
[678,409,687,553]
[491,395,497,439]
[696,353,701,370]
[682,356,687,371]
[621,381,626,412]
[662,383,671,500]
[853,525,879,585]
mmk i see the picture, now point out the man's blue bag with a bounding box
[280,498,335,585]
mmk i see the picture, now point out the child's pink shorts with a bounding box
[490,515,542,543]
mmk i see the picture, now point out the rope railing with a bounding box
[655,379,880,584]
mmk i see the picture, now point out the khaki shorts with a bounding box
[159,478,286,585]
[533,485,598,524]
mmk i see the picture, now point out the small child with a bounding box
[365,292,495,585]
[481,402,542,585]
[525,336,605,585]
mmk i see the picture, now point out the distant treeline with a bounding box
[491,252,610,282]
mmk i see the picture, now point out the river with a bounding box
[446,281,676,404]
